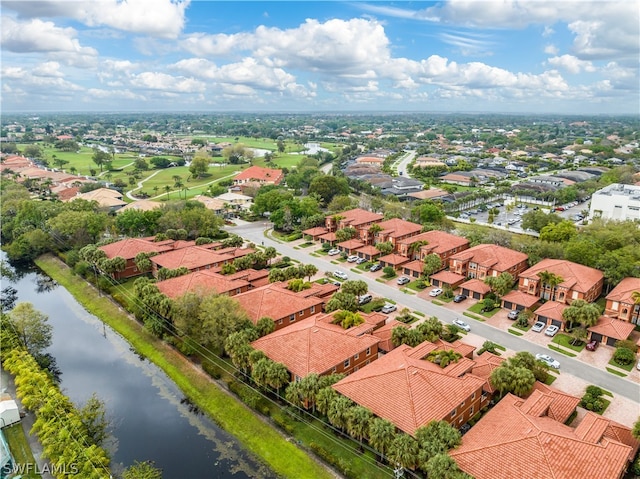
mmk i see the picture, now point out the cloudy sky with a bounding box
[2,0,638,114]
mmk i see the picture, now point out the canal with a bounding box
[3,259,276,479]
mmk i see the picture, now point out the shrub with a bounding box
[285,232,302,242]
[382,266,396,278]
[613,347,635,366]
[321,242,332,252]
[580,385,606,413]
[615,339,638,353]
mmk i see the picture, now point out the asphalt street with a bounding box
[232,220,640,404]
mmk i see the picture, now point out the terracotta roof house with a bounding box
[430,270,466,290]
[233,283,327,331]
[449,244,529,280]
[355,156,385,166]
[233,166,284,186]
[368,218,422,248]
[302,226,328,240]
[156,270,251,299]
[68,187,127,211]
[372,320,408,353]
[397,230,469,265]
[117,199,163,213]
[150,246,252,276]
[333,341,487,436]
[251,311,384,380]
[401,260,427,279]
[534,301,568,330]
[407,188,450,201]
[439,172,477,186]
[354,245,381,261]
[226,269,270,288]
[451,391,638,479]
[500,290,540,312]
[215,192,253,211]
[99,238,177,279]
[588,316,636,347]
[458,278,492,301]
[414,156,446,168]
[336,239,365,255]
[529,382,581,423]
[318,231,337,244]
[377,253,410,270]
[605,277,640,324]
[469,352,504,394]
[324,208,383,233]
[518,258,604,304]
[192,195,225,214]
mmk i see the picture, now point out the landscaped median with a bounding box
[35,254,334,479]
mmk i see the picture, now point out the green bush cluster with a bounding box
[580,385,606,413]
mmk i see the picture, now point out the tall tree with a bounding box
[422,253,443,278]
[562,299,601,330]
[536,270,564,301]
[79,393,109,447]
[7,302,53,356]
[369,417,396,463]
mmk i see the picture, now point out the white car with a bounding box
[381,303,397,314]
[536,353,560,369]
[397,276,410,285]
[453,319,471,331]
[544,325,559,337]
[531,321,546,332]
[429,288,443,297]
[333,270,348,280]
[347,255,359,262]
[327,248,340,256]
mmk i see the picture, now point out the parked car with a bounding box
[369,263,383,272]
[586,340,599,351]
[453,294,467,303]
[429,288,443,297]
[327,248,340,256]
[453,319,471,331]
[381,303,397,314]
[397,276,410,285]
[331,281,341,287]
[535,353,560,369]
[531,321,546,332]
[356,257,367,264]
[333,270,348,280]
[507,310,519,320]
[544,325,559,337]
[347,255,359,262]
[358,294,372,305]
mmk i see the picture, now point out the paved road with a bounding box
[390,150,417,177]
[232,221,640,404]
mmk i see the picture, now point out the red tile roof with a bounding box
[460,278,491,294]
[401,260,424,273]
[371,320,408,352]
[333,342,485,436]
[329,208,384,227]
[234,165,283,184]
[355,245,381,256]
[375,218,422,239]
[470,352,504,394]
[588,316,636,341]
[302,226,328,236]
[450,244,528,273]
[519,258,603,293]
[336,239,365,250]
[233,283,325,324]
[451,393,635,479]
[534,301,567,322]
[429,270,466,285]
[397,230,469,254]
[318,232,337,242]
[251,314,380,378]
[151,245,243,270]
[156,270,249,299]
[99,238,174,260]
[378,253,410,266]
[529,383,580,423]
[501,290,540,308]
[606,277,640,304]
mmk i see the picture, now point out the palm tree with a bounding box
[327,395,353,433]
[369,417,396,463]
[316,387,338,417]
[632,290,640,305]
[408,240,429,260]
[346,406,373,451]
[164,184,171,200]
[536,270,564,301]
[266,361,290,395]
[388,433,419,471]
[562,299,600,331]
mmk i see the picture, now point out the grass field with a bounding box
[3,423,41,479]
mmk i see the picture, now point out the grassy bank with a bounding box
[35,255,334,479]
[3,424,41,479]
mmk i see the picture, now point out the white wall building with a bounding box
[589,183,640,222]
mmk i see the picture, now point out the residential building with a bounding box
[98,237,183,279]
[589,183,640,222]
[588,316,636,347]
[534,301,568,330]
[233,282,331,331]
[325,208,384,234]
[215,192,253,211]
[354,156,385,166]
[150,245,253,276]
[605,277,640,324]
[67,187,127,211]
[517,258,604,304]
[367,218,422,248]
[156,270,251,299]
[333,340,488,436]
[250,311,385,380]
[397,230,470,263]
[232,165,284,187]
[449,244,529,280]
[451,391,639,479]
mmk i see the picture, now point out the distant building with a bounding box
[589,183,640,222]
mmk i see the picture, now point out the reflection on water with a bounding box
[4,256,275,479]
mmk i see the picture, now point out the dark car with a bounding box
[453,294,467,303]
[369,263,383,272]
[586,340,599,351]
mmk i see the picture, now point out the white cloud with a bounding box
[547,55,596,74]
[544,44,559,55]
[542,26,554,37]
[130,71,205,93]
[32,61,64,77]
[3,0,190,39]
[1,16,97,55]
[86,88,144,100]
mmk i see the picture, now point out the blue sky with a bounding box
[1,1,638,114]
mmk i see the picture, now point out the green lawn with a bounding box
[467,303,500,318]
[3,423,41,479]
[608,357,634,372]
[405,280,427,293]
[552,334,586,352]
[548,344,577,357]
